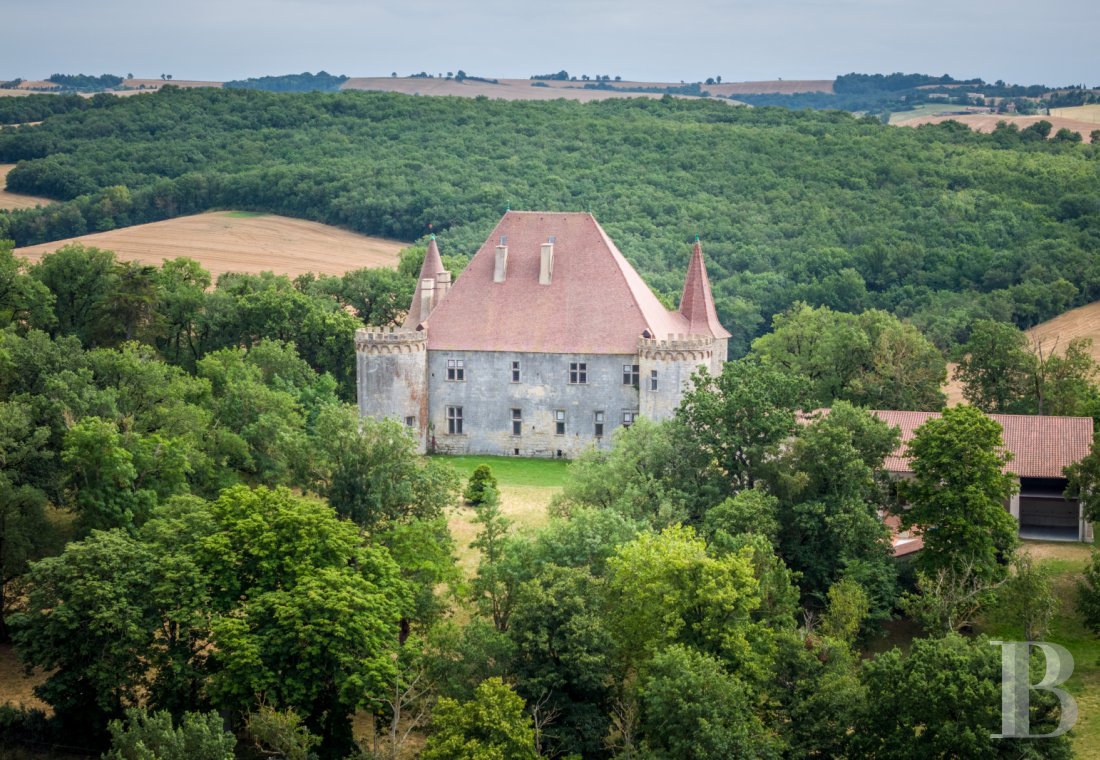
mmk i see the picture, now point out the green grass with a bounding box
[221,210,266,218]
[888,102,983,123]
[974,542,1100,758]
[435,455,569,488]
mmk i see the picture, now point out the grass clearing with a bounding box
[437,455,568,575]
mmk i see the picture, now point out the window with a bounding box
[650,369,658,391]
[569,362,588,384]
[446,358,465,381]
[623,364,639,387]
[622,410,637,428]
[511,360,521,383]
[594,411,605,438]
[555,409,566,435]
[511,408,522,436]
[447,406,463,435]
[404,416,415,427]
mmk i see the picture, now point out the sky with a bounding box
[3,0,1097,87]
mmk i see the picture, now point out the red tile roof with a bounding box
[424,211,725,354]
[680,241,731,339]
[870,410,1094,479]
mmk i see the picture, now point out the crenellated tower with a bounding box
[678,238,730,375]
[355,326,429,450]
[638,334,718,418]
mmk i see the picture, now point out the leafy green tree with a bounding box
[819,577,870,645]
[638,644,779,760]
[96,261,161,346]
[245,704,320,760]
[300,405,458,530]
[993,552,1058,641]
[0,472,55,640]
[1065,431,1100,523]
[421,677,538,760]
[11,530,158,745]
[1077,550,1100,634]
[471,487,516,632]
[752,303,946,410]
[769,402,898,616]
[898,405,1019,582]
[607,525,766,681]
[105,708,235,760]
[30,244,118,344]
[702,488,781,547]
[854,634,1072,759]
[677,358,810,496]
[464,464,498,506]
[507,565,615,757]
[154,257,210,367]
[955,320,1033,412]
[0,241,53,331]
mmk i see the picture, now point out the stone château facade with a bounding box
[356,211,731,457]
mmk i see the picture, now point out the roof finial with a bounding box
[430,233,436,240]
[695,234,700,243]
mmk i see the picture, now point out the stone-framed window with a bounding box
[650,369,658,391]
[622,410,637,428]
[446,359,465,382]
[511,360,521,383]
[447,406,463,435]
[555,409,566,435]
[569,362,588,384]
[511,408,522,436]
[404,416,415,427]
[623,364,639,387]
[594,410,605,438]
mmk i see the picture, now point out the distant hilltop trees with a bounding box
[47,73,124,92]
[531,70,623,82]
[223,71,349,93]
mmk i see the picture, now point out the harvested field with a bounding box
[15,211,405,279]
[0,164,54,210]
[1026,300,1100,364]
[706,79,833,95]
[341,76,720,103]
[893,112,1097,142]
[116,78,223,91]
[1050,104,1100,124]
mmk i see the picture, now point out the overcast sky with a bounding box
[3,0,1096,86]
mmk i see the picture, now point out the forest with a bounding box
[0,87,1098,355]
[1,236,1097,758]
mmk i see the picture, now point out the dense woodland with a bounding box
[1,85,1099,758]
[1,88,1099,354]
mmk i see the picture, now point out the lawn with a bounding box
[436,455,569,574]
[976,541,1100,758]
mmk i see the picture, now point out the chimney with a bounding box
[435,270,452,303]
[419,278,435,319]
[539,242,554,285]
[494,245,508,283]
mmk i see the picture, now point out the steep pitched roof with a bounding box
[403,236,446,328]
[679,241,731,339]
[424,211,699,354]
[869,410,1093,479]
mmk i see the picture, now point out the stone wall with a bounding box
[428,351,641,457]
[355,327,428,450]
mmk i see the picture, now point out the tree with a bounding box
[105,709,235,760]
[677,358,810,495]
[507,565,615,757]
[854,634,1072,759]
[955,320,1032,412]
[464,464,498,506]
[1078,550,1100,634]
[0,241,53,331]
[993,551,1058,641]
[638,644,778,760]
[420,677,538,760]
[752,304,946,410]
[246,704,320,760]
[606,525,766,680]
[819,577,870,646]
[30,244,118,345]
[471,488,515,631]
[0,473,55,641]
[899,560,1003,634]
[898,405,1019,582]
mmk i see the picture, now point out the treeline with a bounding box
[0,93,100,125]
[0,88,1098,353]
[833,71,984,94]
[0,240,418,397]
[223,70,349,92]
[47,73,124,91]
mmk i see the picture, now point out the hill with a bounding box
[1026,300,1100,363]
[1,88,1097,354]
[0,164,52,210]
[14,211,404,279]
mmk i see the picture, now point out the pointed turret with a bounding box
[404,236,448,328]
[678,239,731,339]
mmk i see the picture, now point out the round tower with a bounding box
[638,334,717,420]
[355,326,429,451]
